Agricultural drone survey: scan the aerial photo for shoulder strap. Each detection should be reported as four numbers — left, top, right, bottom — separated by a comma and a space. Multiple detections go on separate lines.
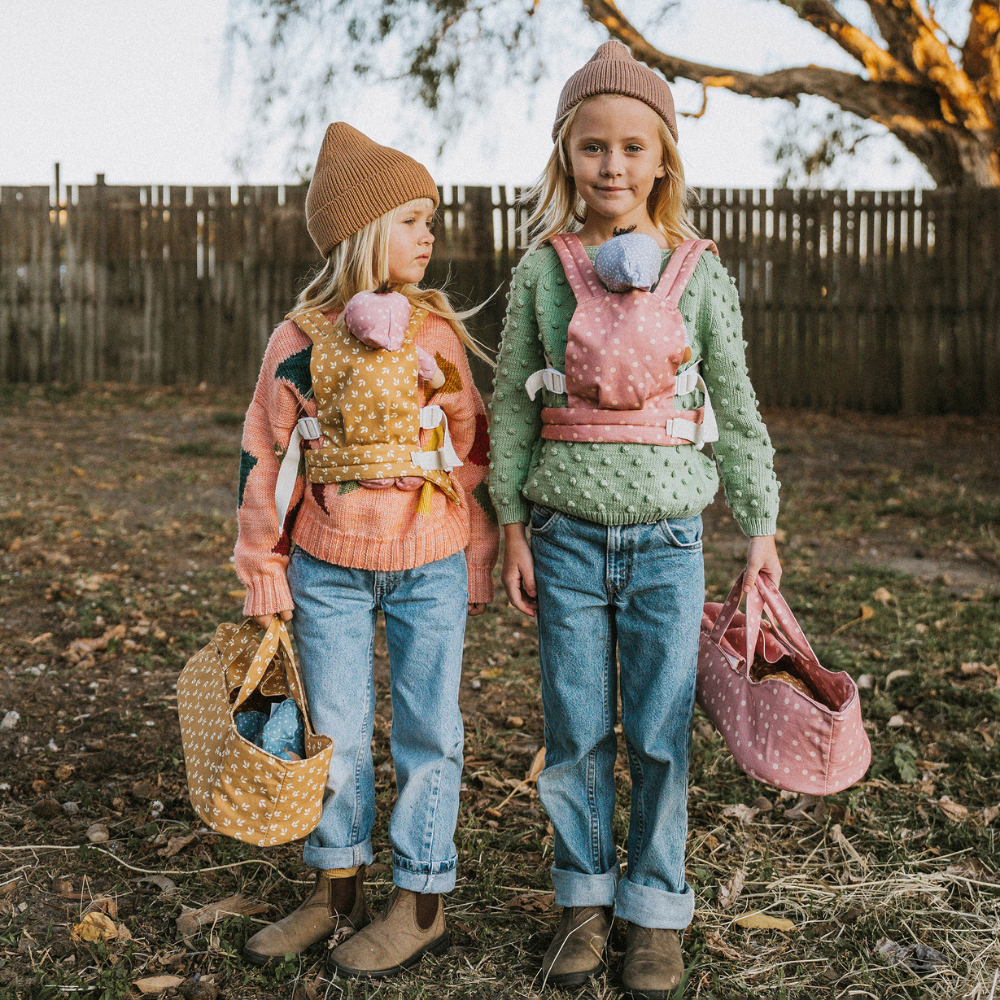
652, 239, 719, 307
285, 306, 337, 347
549, 234, 603, 302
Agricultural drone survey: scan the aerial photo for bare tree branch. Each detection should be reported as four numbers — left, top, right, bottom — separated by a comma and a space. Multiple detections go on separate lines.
964, 0, 1000, 114
771, 0, 921, 84
861, 0, 992, 127
577, 0, 939, 121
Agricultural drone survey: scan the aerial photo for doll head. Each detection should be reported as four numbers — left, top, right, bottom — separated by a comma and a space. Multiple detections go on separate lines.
593, 232, 663, 292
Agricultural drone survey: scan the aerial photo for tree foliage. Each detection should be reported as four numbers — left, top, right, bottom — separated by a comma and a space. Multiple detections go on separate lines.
231, 0, 1000, 186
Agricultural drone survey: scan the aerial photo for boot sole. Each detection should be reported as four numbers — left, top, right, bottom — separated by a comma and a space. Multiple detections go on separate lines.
327, 931, 450, 980
242, 946, 279, 967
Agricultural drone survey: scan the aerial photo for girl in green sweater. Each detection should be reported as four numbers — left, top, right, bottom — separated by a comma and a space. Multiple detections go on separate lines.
488, 42, 782, 999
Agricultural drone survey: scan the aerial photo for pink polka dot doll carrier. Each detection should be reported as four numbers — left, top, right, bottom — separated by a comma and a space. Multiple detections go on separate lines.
699, 573, 871, 794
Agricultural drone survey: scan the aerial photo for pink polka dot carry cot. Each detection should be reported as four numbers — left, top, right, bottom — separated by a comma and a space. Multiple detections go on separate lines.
698, 573, 871, 795
177, 616, 333, 846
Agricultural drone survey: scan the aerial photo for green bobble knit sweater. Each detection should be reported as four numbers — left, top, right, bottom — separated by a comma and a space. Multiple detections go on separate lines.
488, 243, 780, 535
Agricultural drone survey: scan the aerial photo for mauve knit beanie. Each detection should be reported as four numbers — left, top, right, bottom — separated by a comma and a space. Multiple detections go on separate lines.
553, 40, 678, 143
305, 123, 440, 256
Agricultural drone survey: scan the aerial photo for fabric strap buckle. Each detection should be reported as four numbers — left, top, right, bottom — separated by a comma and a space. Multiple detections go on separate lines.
412, 405, 463, 472
525, 368, 567, 400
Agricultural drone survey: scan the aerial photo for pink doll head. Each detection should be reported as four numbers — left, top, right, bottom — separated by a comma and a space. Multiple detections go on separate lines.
342, 282, 412, 351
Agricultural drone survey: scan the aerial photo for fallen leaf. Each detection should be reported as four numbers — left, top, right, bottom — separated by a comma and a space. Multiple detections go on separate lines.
159, 834, 198, 859
886, 714, 907, 729
876, 937, 947, 974
28, 632, 53, 645
872, 587, 893, 604
704, 929, 743, 960
717, 868, 745, 910
524, 746, 545, 783
54, 764, 75, 781
783, 794, 821, 820
505, 715, 524, 728
856, 673, 875, 689
832, 605, 875, 636
134, 976, 185, 995
982, 805, 999, 825
477, 667, 503, 680
936, 797, 968, 823
227, 589, 247, 600
138, 875, 178, 896
734, 911, 795, 931
65, 624, 126, 664
885, 669, 912, 687
176, 895, 267, 941
71, 911, 118, 943
720, 803, 759, 824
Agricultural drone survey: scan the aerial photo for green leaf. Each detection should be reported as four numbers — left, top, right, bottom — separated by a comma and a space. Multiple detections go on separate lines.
893, 742, 919, 783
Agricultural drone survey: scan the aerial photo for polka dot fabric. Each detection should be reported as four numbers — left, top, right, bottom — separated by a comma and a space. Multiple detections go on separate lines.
177, 617, 334, 846
287, 305, 458, 502
698, 572, 871, 795
542, 233, 717, 445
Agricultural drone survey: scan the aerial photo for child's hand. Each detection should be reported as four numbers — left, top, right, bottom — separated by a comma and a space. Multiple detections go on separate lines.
253, 609, 294, 629
501, 523, 538, 617
468, 602, 488, 617
743, 535, 782, 594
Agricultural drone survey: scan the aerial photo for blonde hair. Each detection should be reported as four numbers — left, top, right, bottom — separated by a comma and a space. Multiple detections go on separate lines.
523, 100, 701, 252
296, 200, 493, 366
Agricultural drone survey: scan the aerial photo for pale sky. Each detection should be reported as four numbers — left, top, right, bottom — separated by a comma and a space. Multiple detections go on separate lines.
0, 0, 935, 192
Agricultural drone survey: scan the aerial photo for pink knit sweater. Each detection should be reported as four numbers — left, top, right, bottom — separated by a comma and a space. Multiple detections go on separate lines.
234, 311, 499, 615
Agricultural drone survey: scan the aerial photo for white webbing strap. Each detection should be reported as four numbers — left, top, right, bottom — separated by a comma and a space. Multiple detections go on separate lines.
411, 405, 463, 472
274, 417, 323, 532
673, 365, 719, 449
525, 368, 566, 401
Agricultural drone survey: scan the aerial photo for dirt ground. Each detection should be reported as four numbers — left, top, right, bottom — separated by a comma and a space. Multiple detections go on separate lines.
0, 385, 998, 1000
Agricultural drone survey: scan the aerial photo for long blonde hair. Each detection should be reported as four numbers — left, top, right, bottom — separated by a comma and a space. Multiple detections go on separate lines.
296, 200, 493, 365
523, 100, 701, 252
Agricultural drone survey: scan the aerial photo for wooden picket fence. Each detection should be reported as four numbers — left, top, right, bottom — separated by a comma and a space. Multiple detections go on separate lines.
1, 179, 998, 413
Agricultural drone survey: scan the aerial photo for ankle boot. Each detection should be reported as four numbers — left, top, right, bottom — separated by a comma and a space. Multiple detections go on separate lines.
327, 887, 449, 979
621, 923, 685, 999
540, 905, 612, 987
243, 866, 369, 966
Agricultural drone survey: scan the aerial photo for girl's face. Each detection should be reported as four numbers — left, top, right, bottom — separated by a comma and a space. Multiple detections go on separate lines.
387, 198, 436, 284
567, 95, 666, 225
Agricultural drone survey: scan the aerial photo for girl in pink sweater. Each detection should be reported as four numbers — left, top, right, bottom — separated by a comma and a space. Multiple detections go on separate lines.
235, 123, 498, 978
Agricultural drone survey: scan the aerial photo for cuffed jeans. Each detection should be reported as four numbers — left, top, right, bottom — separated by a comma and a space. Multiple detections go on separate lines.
287, 546, 468, 894
530, 506, 703, 929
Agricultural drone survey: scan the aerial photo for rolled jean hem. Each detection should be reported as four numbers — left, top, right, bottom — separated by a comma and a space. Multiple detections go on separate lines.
614, 877, 695, 929
301, 839, 375, 871
551, 863, 620, 908
392, 858, 458, 894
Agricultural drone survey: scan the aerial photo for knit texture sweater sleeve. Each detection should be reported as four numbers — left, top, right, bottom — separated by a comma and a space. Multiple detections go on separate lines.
234, 320, 312, 616
488, 252, 546, 525
698, 254, 780, 536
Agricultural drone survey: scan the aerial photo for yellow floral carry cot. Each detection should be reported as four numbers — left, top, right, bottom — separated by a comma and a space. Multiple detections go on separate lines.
177, 616, 333, 846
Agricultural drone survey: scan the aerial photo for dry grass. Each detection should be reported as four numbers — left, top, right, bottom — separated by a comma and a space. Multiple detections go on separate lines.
0, 385, 998, 1000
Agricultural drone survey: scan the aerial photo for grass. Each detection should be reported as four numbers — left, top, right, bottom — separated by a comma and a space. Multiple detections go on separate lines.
0, 390, 998, 999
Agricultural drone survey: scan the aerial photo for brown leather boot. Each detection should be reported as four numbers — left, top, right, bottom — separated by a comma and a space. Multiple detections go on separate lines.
242, 867, 369, 966
621, 924, 684, 999
540, 905, 612, 987
327, 887, 449, 979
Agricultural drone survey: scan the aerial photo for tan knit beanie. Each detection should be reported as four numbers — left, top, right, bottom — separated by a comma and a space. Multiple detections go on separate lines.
553, 40, 678, 143
305, 123, 440, 256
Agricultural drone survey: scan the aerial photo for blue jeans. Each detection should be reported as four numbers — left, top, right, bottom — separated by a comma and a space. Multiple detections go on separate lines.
286, 546, 468, 893
530, 506, 703, 929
